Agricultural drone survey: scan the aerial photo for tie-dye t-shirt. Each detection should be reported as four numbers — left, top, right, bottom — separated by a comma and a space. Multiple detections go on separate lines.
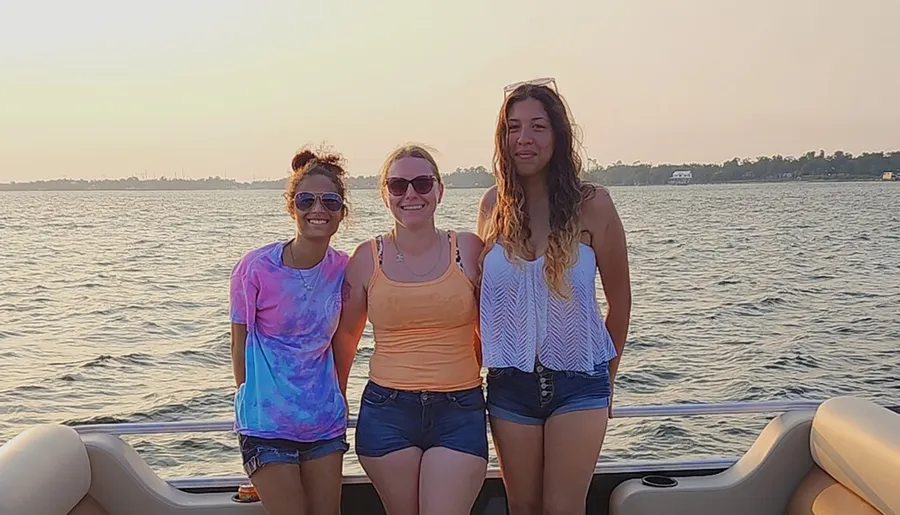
229, 241, 350, 442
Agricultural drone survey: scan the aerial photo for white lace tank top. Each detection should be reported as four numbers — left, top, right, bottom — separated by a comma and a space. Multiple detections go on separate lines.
478, 242, 618, 373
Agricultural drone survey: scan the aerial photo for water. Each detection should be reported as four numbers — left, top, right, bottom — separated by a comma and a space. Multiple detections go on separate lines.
1, 181, 898, 479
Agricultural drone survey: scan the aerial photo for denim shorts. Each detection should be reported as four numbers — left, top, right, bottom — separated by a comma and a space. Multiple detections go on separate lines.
354, 381, 489, 460
486, 360, 611, 425
238, 433, 349, 477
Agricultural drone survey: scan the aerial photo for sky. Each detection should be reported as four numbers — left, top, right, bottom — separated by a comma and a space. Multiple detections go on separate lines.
1, 0, 898, 182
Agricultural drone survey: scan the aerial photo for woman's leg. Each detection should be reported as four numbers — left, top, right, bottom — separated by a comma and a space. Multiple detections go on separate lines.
299, 437, 349, 515
239, 434, 307, 515
489, 417, 544, 515
355, 381, 423, 515
250, 464, 306, 515
240, 434, 348, 515
360, 448, 423, 515
540, 365, 613, 515
415, 386, 489, 515
542, 409, 609, 515
486, 370, 545, 515
418, 447, 487, 515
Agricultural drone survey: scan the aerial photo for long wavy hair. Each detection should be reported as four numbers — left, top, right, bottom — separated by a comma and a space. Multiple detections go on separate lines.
482, 83, 593, 299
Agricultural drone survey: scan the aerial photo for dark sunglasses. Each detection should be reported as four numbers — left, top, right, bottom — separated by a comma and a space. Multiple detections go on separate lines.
294, 191, 344, 212
386, 175, 437, 196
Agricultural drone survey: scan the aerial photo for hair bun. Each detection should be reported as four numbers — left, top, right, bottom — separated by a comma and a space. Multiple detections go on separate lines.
291, 150, 318, 171
318, 153, 347, 176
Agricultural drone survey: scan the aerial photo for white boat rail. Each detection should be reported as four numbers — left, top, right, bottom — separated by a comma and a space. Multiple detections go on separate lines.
66, 398, 897, 492
71, 399, 823, 435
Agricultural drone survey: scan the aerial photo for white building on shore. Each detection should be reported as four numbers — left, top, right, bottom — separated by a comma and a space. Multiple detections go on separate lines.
668, 170, 693, 185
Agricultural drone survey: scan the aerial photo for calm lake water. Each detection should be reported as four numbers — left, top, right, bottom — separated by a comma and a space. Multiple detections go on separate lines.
1, 181, 898, 479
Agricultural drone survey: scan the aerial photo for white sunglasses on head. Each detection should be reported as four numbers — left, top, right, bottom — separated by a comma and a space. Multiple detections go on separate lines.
502, 77, 558, 96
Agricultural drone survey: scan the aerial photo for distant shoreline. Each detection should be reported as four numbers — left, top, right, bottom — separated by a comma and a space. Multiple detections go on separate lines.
0, 176, 887, 192
3, 147, 897, 191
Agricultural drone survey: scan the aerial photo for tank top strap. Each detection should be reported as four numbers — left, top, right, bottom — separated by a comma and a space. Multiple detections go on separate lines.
447, 230, 464, 273
367, 236, 386, 290
447, 229, 457, 254
371, 231, 463, 288
372, 235, 385, 267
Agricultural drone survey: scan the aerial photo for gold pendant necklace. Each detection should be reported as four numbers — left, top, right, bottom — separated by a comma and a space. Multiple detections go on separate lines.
392, 229, 442, 277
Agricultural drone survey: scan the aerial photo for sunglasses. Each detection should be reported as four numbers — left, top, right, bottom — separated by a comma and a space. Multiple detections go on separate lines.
386, 175, 437, 196
502, 77, 558, 97
294, 191, 344, 212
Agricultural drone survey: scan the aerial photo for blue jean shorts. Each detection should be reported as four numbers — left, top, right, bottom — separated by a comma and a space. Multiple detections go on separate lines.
354, 381, 489, 461
486, 361, 611, 425
238, 433, 349, 477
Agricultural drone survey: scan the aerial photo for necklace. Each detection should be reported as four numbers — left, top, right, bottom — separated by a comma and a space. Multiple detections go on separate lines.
287, 240, 315, 291
392, 229, 442, 277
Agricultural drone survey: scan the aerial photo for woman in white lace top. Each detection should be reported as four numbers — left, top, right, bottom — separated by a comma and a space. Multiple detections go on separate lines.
476, 77, 632, 515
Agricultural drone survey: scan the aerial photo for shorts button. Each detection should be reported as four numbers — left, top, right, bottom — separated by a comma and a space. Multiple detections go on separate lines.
541, 391, 549, 396
536, 365, 545, 372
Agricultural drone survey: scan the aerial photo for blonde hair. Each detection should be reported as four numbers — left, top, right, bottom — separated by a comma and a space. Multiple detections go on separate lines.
378, 144, 442, 195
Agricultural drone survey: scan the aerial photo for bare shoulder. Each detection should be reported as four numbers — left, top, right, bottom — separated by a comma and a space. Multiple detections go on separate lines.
476, 186, 498, 238
479, 185, 498, 214
346, 239, 375, 284
581, 183, 620, 232
453, 230, 485, 284
455, 230, 485, 256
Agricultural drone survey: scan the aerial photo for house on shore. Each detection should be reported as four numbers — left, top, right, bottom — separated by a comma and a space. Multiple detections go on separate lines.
668, 170, 693, 185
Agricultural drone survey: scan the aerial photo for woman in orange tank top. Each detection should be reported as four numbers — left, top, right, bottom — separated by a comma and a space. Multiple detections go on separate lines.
332, 144, 487, 515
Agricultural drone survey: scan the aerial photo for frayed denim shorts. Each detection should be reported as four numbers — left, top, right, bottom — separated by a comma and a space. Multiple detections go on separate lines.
486, 361, 611, 425
238, 433, 349, 477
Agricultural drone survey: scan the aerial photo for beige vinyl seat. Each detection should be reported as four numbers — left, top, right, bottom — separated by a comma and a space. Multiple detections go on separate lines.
0, 424, 265, 515
610, 396, 900, 515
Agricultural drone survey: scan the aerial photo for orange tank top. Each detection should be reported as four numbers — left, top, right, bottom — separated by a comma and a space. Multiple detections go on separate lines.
366, 230, 482, 392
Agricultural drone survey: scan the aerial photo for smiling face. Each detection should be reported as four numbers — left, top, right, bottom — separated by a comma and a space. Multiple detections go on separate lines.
383, 156, 443, 228
290, 173, 344, 241
506, 96, 555, 178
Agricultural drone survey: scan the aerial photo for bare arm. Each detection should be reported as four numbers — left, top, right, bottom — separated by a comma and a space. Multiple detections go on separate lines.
332, 241, 373, 396
476, 185, 497, 240
230, 323, 247, 387
457, 230, 486, 368
228, 256, 256, 389
584, 186, 632, 387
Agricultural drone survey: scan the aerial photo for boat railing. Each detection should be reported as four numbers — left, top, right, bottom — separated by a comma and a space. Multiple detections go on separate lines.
70, 399, 823, 436
69, 399, 836, 491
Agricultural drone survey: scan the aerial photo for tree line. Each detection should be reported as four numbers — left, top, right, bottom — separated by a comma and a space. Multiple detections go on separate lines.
2, 150, 897, 191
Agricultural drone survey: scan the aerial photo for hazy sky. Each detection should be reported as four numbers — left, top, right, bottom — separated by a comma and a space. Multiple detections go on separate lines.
1, 0, 898, 182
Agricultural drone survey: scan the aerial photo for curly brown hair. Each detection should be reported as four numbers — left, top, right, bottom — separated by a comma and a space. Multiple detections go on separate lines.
483, 84, 594, 299
283, 148, 349, 218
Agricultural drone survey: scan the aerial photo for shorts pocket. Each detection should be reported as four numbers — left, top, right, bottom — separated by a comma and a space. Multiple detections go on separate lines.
361, 382, 395, 407
450, 388, 486, 410
563, 362, 610, 380
486, 367, 513, 379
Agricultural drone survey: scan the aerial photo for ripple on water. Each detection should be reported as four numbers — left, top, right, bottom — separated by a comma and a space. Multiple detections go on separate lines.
1, 183, 899, 478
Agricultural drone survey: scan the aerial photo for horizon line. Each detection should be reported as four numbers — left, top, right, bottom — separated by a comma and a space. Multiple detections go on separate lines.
3, 147, 899, 185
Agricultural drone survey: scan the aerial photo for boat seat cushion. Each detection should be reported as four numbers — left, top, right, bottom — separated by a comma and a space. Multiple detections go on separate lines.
70, 494, 109, 515
786, 396, 900, 515
785, 466, 880, 515
0, 424, 103, 515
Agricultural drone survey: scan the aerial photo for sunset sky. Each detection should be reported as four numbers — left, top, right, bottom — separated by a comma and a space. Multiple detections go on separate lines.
1, 0, 898, 182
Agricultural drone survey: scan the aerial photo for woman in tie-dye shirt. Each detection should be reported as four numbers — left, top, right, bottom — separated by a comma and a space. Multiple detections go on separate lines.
230, 148, 351, 515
